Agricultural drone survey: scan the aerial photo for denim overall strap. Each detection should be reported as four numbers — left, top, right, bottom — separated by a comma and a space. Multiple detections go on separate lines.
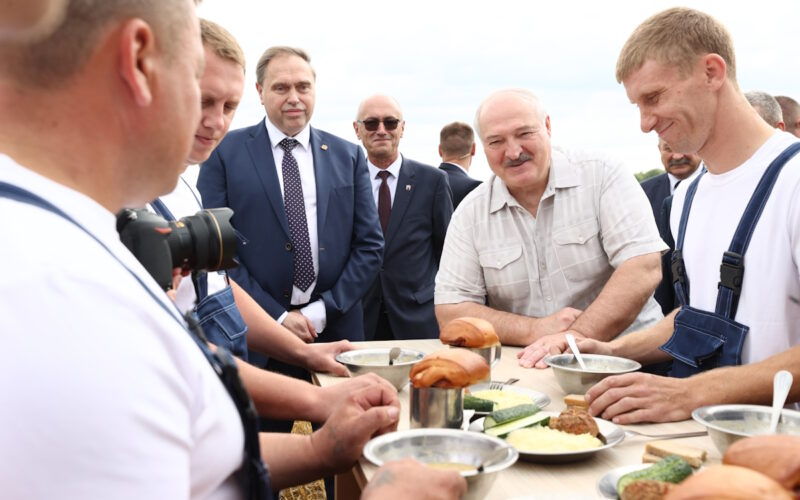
671, 169, 706, 306
150, 197, 210, 300
1, 182, 271, 500
714, 141, 800, 318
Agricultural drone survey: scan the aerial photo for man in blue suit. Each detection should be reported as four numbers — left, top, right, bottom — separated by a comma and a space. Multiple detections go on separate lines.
353, 95, 453, 340
438, 122, 482, 210
198, 46, 383, 356
640, 138, 701, 315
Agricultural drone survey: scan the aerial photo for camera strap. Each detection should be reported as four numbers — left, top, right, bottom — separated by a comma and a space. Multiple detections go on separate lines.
0, 182, 272, 500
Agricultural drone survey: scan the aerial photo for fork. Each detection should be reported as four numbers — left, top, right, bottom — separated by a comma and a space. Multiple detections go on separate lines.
622, 428, 707, 440
488, 377, 520, 390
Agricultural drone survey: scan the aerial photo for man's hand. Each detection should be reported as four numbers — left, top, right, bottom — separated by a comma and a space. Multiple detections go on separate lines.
311, 373, 397, 422
283, 310, 317, 343
310, 383, 401, 473
517, 330, 585, 369
534, 307, 582, 337
585, 372, 693, 424
303, 340, 353, 377
362, 459, 467, 500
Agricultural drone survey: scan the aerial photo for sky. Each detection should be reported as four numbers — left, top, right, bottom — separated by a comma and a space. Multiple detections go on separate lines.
197, 1, 800, 181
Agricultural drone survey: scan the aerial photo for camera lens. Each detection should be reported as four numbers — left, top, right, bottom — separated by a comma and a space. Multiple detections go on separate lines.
168, 207, 238, 272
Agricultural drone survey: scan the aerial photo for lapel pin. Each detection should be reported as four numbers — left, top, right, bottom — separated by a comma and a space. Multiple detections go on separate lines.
405, 185, 411, 191
321, 144, 328, 151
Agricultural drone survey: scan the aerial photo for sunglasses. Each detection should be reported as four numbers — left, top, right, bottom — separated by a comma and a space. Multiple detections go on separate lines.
359, 118, 401, 132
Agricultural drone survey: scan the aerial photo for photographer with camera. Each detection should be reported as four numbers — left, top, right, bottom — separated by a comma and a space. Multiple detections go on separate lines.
0, 3, 457, 499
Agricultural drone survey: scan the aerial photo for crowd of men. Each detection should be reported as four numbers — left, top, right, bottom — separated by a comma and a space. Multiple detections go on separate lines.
1, 1, 799, 498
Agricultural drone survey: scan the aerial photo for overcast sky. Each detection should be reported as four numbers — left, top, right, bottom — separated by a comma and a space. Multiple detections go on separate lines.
197, 1, 800, 181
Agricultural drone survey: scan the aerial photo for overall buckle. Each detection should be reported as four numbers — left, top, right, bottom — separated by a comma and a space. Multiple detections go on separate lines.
718, 251, 744, 295
671, 249, 686, 286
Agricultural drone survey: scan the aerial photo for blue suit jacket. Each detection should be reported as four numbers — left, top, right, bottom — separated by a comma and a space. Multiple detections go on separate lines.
363, 158, 453, 340
197, 119, 383, 343
438, 162, 481, 210
640, 173, 676, 315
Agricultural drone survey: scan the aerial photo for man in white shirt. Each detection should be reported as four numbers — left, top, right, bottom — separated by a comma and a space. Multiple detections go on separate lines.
0, 2, 429, 497
574, 7, 800, 424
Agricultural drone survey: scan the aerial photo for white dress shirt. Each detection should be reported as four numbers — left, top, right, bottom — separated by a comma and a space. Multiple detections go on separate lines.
264, 119, 326, 333
0, 155, 244, 499
368, 155, 403, 207
667, 164, 702, 194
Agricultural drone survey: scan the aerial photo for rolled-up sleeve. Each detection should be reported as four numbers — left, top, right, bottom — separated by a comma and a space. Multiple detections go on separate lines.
435, 203, 486, 305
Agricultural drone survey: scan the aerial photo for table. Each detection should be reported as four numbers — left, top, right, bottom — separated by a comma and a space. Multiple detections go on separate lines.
314, 339, 718, 499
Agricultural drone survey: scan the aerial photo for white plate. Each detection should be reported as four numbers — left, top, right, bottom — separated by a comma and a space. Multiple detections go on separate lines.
470, 411, 626, 463
596, 464, 649, 499
467, 383, 550, 416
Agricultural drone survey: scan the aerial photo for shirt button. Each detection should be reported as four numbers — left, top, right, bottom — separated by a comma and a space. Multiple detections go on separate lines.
540, 262, 546, 271
545, 296, 552, 301
285, 242, 292, 251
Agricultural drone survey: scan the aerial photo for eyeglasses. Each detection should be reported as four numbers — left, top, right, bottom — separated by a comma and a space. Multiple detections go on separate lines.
359, 118, 401, 132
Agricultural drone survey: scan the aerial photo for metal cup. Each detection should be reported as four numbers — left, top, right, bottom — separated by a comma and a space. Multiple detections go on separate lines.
410, 386, 464, 429
462, 345, 501, 369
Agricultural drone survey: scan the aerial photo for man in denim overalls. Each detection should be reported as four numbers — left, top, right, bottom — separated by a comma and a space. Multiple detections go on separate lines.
576, 7, 800, 424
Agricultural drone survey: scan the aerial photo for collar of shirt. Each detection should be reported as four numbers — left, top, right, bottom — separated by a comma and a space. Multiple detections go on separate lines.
264, 118, 311, 151
670, 164, 703, 193
488, 147, 579, 213
368, 154, 403, 206
444, 161, 470, 176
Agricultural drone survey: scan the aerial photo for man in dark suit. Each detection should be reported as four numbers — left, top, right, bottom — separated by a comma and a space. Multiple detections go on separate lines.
353, 95, 453, 340
640, 138, 701, 315
198, 46, 383, 356
438, 121, 481, 209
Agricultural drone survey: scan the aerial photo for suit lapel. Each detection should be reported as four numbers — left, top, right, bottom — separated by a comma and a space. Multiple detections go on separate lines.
384, 158, 414, 250
310, 128, 332, 231
246, 120, 291, 238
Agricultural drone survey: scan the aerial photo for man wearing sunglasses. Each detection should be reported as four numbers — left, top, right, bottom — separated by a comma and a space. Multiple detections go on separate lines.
354, 95, 453, 341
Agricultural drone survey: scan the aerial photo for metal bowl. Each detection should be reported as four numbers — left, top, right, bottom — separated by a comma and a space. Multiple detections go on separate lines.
692, 404, 800, 454
544, 354, 641, 394
363, 428, 519, 500
336, 348, 425, 390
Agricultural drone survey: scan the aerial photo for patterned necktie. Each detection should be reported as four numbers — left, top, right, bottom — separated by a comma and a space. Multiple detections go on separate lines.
279, 138, 314, 292
377, 170, 391, 233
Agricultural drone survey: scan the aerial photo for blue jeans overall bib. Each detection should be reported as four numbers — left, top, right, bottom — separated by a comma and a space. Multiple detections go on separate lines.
661, 143, 800, 377
0, 182, 272, 499
151, 198, 249, 361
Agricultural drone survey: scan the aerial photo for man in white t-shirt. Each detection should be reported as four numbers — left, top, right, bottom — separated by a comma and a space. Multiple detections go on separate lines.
0, 3, 465, 498
570, 7, 800, 424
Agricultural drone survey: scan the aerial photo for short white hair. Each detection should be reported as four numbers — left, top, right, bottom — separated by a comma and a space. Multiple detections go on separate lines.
473, 88, 547, 139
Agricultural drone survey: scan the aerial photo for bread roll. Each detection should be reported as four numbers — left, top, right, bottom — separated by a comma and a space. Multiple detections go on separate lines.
439, 317, 499, 348
722, 434, 800, 490
664, 465, 793, 500
410, 349, 490, 388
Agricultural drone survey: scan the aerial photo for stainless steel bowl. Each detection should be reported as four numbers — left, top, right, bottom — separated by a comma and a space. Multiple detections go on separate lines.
363, 428, 519, 500
544, 354, 641, 394
410, 386, 464, 429
335, 348, 425, 390
692, 404, 800, 454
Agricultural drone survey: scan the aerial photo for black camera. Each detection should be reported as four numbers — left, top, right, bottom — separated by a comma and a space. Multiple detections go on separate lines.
116, 207, 238, 291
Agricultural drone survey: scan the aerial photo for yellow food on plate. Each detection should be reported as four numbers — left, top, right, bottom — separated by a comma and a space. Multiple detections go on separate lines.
471, 389, 532, 410
506, 426, 602, 452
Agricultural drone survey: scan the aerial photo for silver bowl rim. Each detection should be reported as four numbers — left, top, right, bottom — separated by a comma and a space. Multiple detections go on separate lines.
543, 353, 641, 374
691, 403, 800, 438
362, 428, 519, 476
335, 348, 426, 367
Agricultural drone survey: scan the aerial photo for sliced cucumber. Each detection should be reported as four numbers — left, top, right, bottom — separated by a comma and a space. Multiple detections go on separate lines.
463, 395, 495, 412
484, 413, 551, 437
488, 404, 539, 426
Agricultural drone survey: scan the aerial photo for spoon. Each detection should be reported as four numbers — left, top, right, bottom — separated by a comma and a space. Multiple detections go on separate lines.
477, 446, 512, 473
565, 333, 587, 370
388, 347, 402, 366
770, 370, 793, 434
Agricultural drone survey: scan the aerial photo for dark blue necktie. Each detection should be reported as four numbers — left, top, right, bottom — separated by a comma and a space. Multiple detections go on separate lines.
279, 138, 315, 292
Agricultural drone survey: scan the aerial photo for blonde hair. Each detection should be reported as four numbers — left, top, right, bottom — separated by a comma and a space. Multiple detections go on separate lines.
200, 18, 245, 74
616, 7, 737, 85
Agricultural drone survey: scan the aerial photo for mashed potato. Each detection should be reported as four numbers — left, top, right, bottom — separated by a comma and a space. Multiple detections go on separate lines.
506, 426, 602, 452
471, 389, 532, 410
